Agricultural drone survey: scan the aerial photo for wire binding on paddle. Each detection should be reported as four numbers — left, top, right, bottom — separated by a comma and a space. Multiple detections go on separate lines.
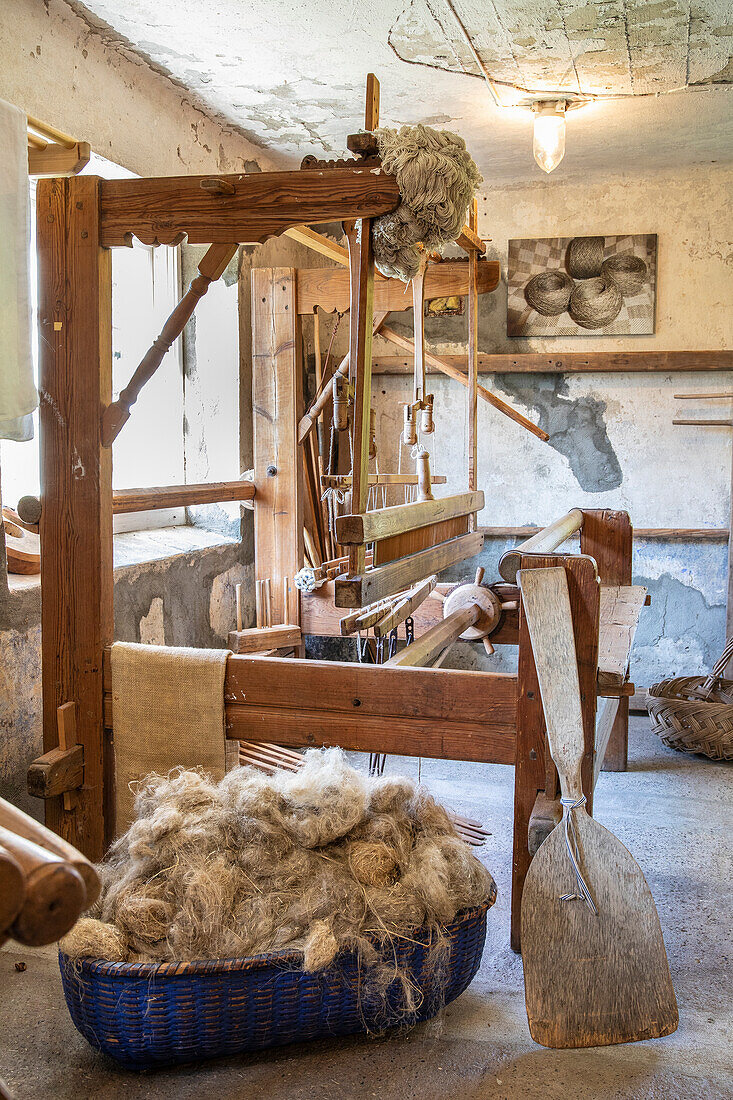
559, 796, 598, 915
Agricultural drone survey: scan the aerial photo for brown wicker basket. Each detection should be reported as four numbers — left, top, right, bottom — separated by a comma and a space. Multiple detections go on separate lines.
648, 639, 733, 761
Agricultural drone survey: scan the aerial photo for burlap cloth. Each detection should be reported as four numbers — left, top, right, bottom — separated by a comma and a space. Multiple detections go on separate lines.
110, 642, 230, 834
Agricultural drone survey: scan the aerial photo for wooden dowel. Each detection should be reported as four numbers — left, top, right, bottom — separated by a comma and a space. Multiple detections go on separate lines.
235, 583, 243, 632
0, 826, 86, 946
413, 257, 427, 404
498, 508, 585, 583
386, 605, 479, 668
17, 480, 256, 525
673, 419, 733, 427
674, 393, 733, 399
26, 114, 77, 149
0, 798, 101, 907
264, 578, 273, 628
101, 242, 238, 447
379, 325, 549, 443
0, 843, 25, 936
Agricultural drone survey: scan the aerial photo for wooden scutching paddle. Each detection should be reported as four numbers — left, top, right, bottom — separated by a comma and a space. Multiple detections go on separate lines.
518, 565, 678, 1049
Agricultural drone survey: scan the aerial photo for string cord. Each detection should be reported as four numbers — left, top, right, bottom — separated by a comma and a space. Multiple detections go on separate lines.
559, 795, 597, 915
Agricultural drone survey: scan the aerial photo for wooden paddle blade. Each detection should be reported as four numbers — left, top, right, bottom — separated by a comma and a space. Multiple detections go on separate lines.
522, 811, 678, 1048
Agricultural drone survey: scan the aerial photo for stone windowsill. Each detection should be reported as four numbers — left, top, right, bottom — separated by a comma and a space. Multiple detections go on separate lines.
7, 525, 238, 593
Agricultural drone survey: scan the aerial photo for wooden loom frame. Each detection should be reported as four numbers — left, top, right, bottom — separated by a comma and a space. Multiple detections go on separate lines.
32, 89, 641, 951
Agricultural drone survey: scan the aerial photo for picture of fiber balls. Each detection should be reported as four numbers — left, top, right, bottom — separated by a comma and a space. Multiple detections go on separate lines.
524, 270, 574, 316
507, 234, 656, 337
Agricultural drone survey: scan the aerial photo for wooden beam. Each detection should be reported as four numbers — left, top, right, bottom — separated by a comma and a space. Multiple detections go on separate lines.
593, 696, 621, 789
283, 225, 349, 265
228, 625, 302, 654
336, 491, 484, 544
99, 166, 400, 247
113, 480, 256, 513
480, 525, 728, 541
380, 326, 549, 443
251, 269, 302, 627
374, 516, 470, 567
335, 530, 484, 608
28, 141, 91, 178
344, 218, 376, 577
37, 176, 112, 860
581, 510, 634, 771
372, 350, 733, 374
296, 260, 500, 315
386, 606, 477, 667
467, 198, 479, 499
225, 656, 516, 762
102, 649, 517, 762
499, 509, 584, 583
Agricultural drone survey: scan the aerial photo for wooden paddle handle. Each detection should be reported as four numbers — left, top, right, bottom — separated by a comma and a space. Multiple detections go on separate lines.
518, 566, 584, 803
0, 842, 26, 935
0, 826, 87, 946
0, 798, 100, 907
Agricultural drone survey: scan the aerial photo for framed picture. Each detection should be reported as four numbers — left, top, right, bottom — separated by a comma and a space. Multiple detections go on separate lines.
507, 234, 657, 337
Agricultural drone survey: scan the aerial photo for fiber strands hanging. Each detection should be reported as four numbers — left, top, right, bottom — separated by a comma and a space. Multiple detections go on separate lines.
62, 749, 496, 1021
372, 124, 482, 281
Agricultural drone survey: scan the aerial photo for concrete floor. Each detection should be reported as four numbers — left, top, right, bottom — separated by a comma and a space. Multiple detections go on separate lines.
1, 715, 730, 1099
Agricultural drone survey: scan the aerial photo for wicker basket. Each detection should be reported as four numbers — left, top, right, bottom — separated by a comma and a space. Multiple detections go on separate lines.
59, 901, 491, 1070
647, 639, 733, 761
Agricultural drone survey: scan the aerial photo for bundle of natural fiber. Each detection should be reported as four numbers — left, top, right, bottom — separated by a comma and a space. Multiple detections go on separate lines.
372, 125, 482, 281
569, 276, 623, 329
601, 253, 647, 296
566, 235, 605, 279
61, 750, 496, 1020
524, 270, 574, 316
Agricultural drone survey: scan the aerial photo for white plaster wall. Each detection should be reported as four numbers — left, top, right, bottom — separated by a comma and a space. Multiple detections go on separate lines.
0, 0, 277, 177
372, 164, 733, 529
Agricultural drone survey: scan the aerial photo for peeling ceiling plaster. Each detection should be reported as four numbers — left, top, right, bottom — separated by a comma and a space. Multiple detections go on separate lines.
68, 0, 732, 180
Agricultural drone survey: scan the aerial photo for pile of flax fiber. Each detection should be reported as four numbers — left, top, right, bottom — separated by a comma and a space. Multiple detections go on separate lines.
62, 749, 496, 1020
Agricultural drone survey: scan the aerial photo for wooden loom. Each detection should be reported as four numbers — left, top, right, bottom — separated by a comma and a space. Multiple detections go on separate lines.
28, 75, 646, 950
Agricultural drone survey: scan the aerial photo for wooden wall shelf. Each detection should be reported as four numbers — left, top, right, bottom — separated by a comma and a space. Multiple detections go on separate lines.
372, 351, 733, 375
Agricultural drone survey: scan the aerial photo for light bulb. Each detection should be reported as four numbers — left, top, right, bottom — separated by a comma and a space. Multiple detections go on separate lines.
533, 102, 566, 174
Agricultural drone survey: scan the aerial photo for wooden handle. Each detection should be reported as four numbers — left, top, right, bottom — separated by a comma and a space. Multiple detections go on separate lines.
499, 508, 584, 583
0, 826, 87, 946
0, 843, 25, 935
0, 798, 100, 907
518, 566, 585, 803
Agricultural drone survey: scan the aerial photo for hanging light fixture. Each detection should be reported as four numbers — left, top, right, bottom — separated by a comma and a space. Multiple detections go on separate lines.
532, 100, 567, 174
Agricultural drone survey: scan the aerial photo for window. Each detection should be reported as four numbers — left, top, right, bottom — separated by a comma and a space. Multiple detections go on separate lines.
0, 153, 184, 532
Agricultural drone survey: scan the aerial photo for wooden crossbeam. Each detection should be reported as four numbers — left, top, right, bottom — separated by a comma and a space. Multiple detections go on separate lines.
336, 490, 484, 544
335, 530, 484, 608
98, 166, 400, 247
283, 225, 349, 265
296, 261, 500, 315
374, 516, 470, 566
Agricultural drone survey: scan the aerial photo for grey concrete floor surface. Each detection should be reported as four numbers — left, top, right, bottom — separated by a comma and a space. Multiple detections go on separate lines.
1, 716, 730, 1099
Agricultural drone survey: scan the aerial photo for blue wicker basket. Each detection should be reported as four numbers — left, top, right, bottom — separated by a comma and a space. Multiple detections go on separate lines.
59, 901, 490, 1070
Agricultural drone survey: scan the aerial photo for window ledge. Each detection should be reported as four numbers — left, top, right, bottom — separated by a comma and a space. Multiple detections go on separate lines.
6, 525, 238, 593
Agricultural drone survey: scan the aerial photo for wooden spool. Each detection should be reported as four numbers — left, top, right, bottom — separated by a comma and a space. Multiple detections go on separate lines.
2, 510, 41, 575
442, 568, 502, 640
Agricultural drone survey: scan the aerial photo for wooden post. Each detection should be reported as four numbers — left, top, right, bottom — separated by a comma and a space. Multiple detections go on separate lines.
511, 553, 599, 951
251, 268, 303, 626
36, 176, 113, 860
581, 509, 632, 771
467, 198, 479, 509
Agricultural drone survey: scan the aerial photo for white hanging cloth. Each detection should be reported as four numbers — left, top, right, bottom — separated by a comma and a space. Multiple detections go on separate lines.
0, 98, 37, 441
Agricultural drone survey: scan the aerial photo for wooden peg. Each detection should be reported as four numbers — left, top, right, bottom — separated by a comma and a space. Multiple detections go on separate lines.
475, 566, 485, 586
416, 450, 434, 502
369, 408, 377, 458
333, 374, 350, 431
403, 402, 417, 446
420, 394, 435, 434
235, 583, 243, 632
483, 637, 495, 656
56, 702, 78, 812
200, 178, 236, 196
365, 73, 380, 131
